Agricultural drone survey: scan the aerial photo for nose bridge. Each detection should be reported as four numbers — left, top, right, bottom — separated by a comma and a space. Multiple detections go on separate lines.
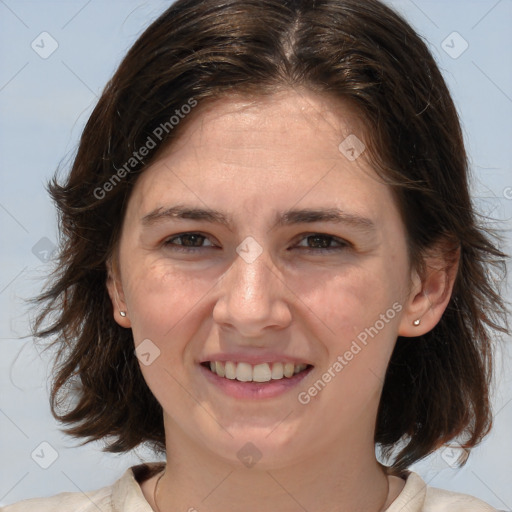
229, 246, 276, 308
213, 242, 292, 334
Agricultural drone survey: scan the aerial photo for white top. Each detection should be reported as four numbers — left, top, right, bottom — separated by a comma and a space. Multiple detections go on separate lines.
1, 463, 499, 511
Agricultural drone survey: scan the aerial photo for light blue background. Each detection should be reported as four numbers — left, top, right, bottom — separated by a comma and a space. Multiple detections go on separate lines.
1, 0, 511, 508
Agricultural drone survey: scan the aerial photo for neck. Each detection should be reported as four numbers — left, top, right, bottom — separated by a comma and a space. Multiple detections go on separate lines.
153, 427, 393, 512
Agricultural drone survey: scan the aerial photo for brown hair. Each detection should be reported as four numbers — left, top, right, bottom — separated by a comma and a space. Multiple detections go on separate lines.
34, 0, 509, 471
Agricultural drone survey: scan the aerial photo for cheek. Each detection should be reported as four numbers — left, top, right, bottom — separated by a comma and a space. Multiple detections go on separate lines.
123, 259, 216, 347
297, 256, 408, 388
298, 260, 404, 333
122, 262, 217, 406
294, 268, 405, 420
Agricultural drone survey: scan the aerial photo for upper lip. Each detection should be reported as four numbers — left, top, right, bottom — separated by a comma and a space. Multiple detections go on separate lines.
199, 352, 313, 366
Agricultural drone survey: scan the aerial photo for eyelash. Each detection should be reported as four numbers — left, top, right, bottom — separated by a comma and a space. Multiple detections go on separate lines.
162, 232, 351, 254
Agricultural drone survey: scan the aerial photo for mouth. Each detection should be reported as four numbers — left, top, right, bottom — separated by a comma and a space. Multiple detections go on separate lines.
201, 361, 312, 383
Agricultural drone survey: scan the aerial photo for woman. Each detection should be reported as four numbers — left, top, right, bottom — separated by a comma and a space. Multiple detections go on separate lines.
4, 0, 508, 510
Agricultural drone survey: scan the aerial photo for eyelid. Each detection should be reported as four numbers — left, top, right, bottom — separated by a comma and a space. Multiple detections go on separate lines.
162, 231, 351, 253
293, 233, 352, 251
163, 232, 218, 250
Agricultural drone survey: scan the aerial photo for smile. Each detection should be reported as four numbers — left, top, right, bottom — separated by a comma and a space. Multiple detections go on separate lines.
203, 361, 311, 382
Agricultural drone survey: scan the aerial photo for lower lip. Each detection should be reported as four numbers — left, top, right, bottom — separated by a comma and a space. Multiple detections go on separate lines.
199, 364, 313, 399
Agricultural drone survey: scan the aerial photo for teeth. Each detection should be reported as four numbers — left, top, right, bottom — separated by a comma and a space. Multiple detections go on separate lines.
271, 362, 284, 379
215, 361, 225, 378
206, 361, 308, 382
253, 363, 272, 382
236, 362, 252, 382
225, 361, 236, 380
283, 363, 295, 378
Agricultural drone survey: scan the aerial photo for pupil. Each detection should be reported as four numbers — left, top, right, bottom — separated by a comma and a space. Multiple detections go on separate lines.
183, 234, 203, 247
309, 235, 329, 248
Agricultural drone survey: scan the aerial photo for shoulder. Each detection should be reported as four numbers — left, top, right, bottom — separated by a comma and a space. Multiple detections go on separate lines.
1, 485, 113, 512
388, 471, 499, 512
424, 484, 499, 512
1, 463, 163, 512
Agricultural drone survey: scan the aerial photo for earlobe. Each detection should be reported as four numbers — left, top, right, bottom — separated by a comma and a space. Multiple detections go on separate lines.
106, 260, 132, 328
398, 245, 460, 337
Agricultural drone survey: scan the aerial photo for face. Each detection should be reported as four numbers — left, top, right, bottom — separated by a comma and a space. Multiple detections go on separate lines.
109, 90, 417, 469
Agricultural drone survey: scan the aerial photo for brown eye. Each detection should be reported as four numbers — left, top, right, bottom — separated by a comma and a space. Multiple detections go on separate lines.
163, 232, 216, 251
307, 235, 332, 249
295, 234, 350, 252
175, 234, 206, 247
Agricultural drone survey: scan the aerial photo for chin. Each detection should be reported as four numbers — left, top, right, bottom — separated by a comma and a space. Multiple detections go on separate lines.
197, 422, 310, 470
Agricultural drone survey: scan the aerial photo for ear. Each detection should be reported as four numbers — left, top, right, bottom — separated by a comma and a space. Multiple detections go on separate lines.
398, 242, 460, 337
106, 258, 132, 328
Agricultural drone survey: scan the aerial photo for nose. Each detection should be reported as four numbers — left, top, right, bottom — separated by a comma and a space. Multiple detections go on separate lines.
212, 245, 293, 338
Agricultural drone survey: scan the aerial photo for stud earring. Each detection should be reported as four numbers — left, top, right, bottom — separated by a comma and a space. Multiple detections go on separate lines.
112, 279, 127, 318
413, 319, 421, 326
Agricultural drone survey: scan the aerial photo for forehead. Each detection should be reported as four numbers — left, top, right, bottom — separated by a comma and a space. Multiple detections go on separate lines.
163, 89, 367, 161
127, 89, 396, 225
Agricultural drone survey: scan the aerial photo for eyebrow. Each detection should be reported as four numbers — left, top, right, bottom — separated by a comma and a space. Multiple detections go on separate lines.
141, 205, 376, 232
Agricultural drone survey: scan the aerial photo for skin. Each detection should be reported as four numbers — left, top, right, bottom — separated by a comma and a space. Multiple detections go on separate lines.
107, 89, 456, 512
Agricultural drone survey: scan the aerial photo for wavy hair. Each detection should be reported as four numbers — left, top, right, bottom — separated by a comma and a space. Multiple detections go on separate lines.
34, 0, 509, 471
